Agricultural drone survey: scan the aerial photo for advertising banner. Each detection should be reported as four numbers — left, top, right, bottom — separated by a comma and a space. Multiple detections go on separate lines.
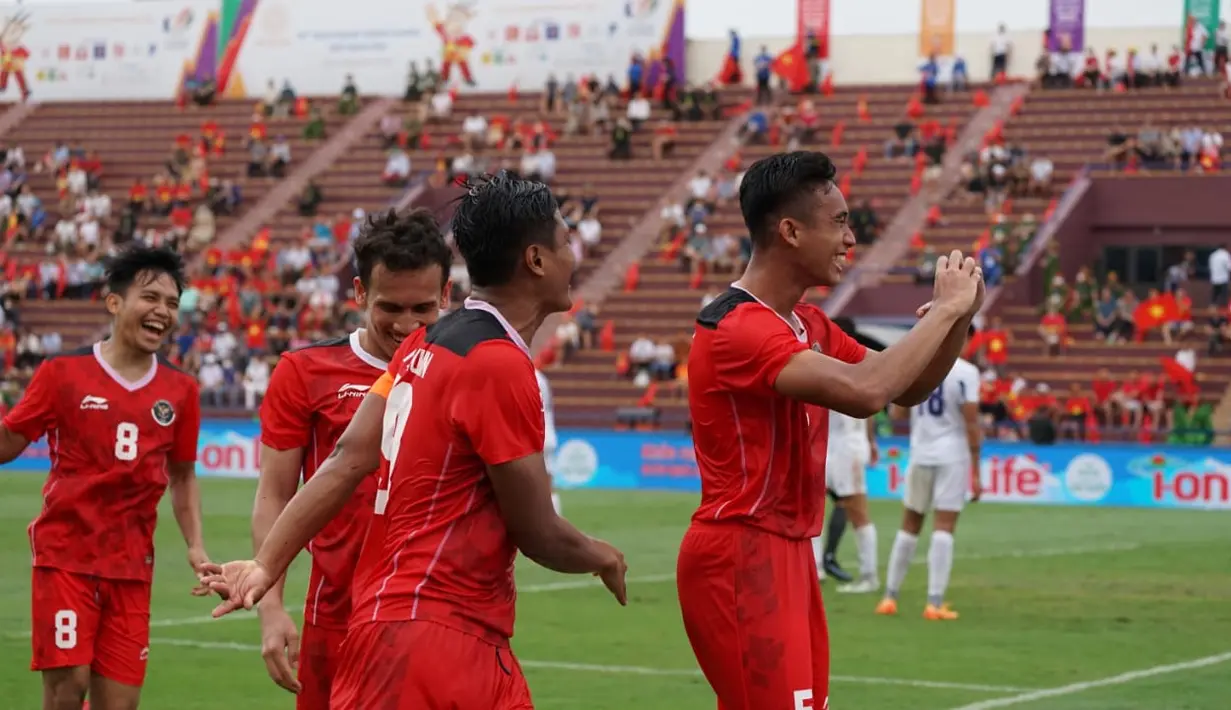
0, 1, 216, 102
1047, 0, 1086, 52
6, 425, 1230, 511
231, 0, 686, 97
547, 430, 1231, 511
918, 0, 954, 57
1183, 0, 1222, 51
796, 0, 830, 60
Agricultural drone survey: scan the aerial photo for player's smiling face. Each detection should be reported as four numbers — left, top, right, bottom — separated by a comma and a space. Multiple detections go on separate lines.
356, 262, 449, 362
796, 183, 855, 287
107, 270, 180, 355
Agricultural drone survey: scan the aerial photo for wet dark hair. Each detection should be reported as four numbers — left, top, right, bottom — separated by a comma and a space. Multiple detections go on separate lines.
738, 151, 838, 249
451, 171, 559, 288
353, 208, 452, 288
104, 244, 186, 296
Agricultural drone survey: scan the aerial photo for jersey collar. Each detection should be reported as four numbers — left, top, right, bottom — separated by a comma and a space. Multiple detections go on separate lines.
93, 341, 157, 392
349, 329, 389, 370
730, 282, 808, 343
463, 298, 531, 357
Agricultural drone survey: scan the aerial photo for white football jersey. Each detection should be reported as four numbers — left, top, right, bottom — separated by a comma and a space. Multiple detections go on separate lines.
827, 410, 871, 461
535, 369, 558, 453
908, 358, 980, 465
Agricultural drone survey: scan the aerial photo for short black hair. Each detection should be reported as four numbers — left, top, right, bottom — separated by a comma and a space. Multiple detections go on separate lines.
739, 151, 838, 249
353, 208, 452, 288
104, 244, 186, 296
452, 171, 559, 288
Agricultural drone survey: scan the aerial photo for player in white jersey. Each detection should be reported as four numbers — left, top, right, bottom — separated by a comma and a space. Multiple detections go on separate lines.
877, 329, 982, 620
824, 410, 880, 593
537, 368, 563, 515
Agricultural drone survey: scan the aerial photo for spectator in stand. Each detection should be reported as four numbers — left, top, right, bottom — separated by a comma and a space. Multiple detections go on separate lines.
1163, 288, 1195, 344
1164, 251, 1196, 293
753, 45, 773, 105
1027, 155, 1054, 194
885, 116, 918, 159
1204, 304, 1230, 353
1216, 21, 1229, 75
339, 73, 359, 114
849, 199, 880, 246
542, 74, 560, 114
552, 314, 580, 366
382, 147, 411, 185
242, 353, 271, 409
246, 137, 268, 178
268, 135, 292, 178
990, 24, 1012, 80
297, 179, 323, 216
403, 62, 422, 103
199, 353, 226, 407
304, 106, 326, 142
538, 145, 557, 183
628, 333, 655, 379
1039, 303, 1068, 356
191, 73, 217, 106
1093, 287, 1121, 341
609, 117, 633, 160
574, 304, 600, 348
627, 54, 646, 97
461, 111, 488, 150
1105, 124, 1133, 168
1059, 383, 1090, 441
1186, 15, 1210, 75
428, 90, 453, 121
651, 119, 678, 161
919, 52, 940, 103
627, 93, 651, 131
1209, 243, 1230, 305
576, 210, 602, 257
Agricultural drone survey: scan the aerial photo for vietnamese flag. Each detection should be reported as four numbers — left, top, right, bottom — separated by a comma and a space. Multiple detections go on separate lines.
718, 53, 742, 85
1160, 356, 1198, 397
983, 329, 1009, 365
771, 43, 809, 93
1064, 394, 1091, 417
1133, 293, 1179, 334
246, 320, 267, 351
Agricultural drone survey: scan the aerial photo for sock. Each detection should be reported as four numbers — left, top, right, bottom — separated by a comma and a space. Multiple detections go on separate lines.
927, 530, 955, 607
811, 536, 824, 571
551, 492, 562, 516
884, 531, 918, 600
824, 505, 848, 559
853, 524, 879, 585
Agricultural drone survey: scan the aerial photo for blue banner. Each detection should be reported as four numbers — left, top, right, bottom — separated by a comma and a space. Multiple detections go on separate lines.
5, 422, 1230, 510
550, 430, 1231, 511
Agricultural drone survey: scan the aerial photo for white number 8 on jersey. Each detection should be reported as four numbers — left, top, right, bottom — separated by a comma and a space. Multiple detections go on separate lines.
114, 422, 139, 461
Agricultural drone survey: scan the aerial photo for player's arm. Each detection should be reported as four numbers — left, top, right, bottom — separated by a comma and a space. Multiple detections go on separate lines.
168, 382, 208, 585
0, 360, 55, 464
865, 415, 879, 463
884, 316, 975, 407
252, 389, 388, 582
774, 306, 969, 418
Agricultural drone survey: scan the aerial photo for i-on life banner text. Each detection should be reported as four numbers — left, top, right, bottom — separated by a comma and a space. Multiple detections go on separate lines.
4, 424, 1230, 510
544, 430, 1231, 511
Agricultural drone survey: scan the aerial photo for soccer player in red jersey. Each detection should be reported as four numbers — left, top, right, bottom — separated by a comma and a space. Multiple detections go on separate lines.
0, 245, 209, 710
203, 172, 628, 710
250, 209, 453, 706
677, 151, 984, 710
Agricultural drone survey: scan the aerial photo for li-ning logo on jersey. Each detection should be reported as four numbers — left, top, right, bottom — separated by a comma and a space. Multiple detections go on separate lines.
79, 395, 109, 410
337, 383, 371, 399
151, 400, 176, 427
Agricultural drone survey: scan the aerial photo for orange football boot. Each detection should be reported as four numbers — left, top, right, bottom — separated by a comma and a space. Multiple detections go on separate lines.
923, 603, 959, 620
874, 597, 898, 616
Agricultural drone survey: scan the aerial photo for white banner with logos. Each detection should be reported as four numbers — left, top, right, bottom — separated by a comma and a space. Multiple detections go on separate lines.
0, 1, 213, 102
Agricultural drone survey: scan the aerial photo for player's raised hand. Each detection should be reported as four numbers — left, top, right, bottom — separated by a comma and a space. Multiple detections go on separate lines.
929, 249, 982, 318
187, 546, 213, 597
258, 604, 302, 694
591, 539, 628, 606
200, 560, 274, 617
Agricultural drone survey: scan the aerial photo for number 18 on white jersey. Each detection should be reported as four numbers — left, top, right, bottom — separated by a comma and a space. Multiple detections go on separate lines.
908, 358, 981, 465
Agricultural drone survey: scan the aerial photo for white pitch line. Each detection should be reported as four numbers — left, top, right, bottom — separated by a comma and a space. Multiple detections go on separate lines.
145, 636, 1031, 694
946, 651, 1231, 710
4, 543, 1139, 638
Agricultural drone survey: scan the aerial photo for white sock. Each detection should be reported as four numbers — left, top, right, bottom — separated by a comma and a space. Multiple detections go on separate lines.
811, 536, 824, 571
853, 524, 878, 585
927, 530, 955, 607
884, 531, 918, 599
551, 492, 562, 516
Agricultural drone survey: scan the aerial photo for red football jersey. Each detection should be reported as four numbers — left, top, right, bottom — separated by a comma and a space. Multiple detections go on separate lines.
259, 330, 388, 629
2, 343, 201, 582
350, 301, 544, 647
688, 287, 866, 539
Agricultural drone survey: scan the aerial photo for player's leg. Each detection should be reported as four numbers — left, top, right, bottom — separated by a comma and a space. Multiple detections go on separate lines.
877, 464, 932, 615
807, 559, 832, 710
678, 524, 814, 710
331, 620, 533, 709
830, 456, 877, 594
296, 623, 347, 710
87, 579, 150, 710
922, 461, 968, 621
811, 489, 851, 582
31, 568, 100, 710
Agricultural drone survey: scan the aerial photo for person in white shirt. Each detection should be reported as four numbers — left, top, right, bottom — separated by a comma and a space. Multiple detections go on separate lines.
878, 339, 982, 621
212, 323, 239, 361
819, 410, 879, 594
198, 353, 227, 407
243, 355, 271, 410
54, 218, 77, 246
688, 171, 713, 202
1138, 44, 1163, 86
626, 95, 651, 130
535, 368, 563, 515
66, 165, 88, 199
382, 149, 411, 184
989, 23, 1011, 80
628, 334, 656, 375
77, 215, 100, 248
577, 214, 602, 254
537, 148, 557, 182
1187, 17, 1210, 75
430, 90, 453, 119
84, 190, 111, 221
461, 113, 488, 150
1208, 245, 1230, 305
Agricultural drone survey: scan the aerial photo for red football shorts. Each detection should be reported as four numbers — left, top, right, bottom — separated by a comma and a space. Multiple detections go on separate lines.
676, 522, 831, 710
296, 622, 347, 710
30, 567, 151, 687
330, 620, 534, 709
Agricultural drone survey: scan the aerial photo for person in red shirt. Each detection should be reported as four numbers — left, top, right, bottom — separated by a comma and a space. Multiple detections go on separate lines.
203, 173, 627, 709
1038, 304, 1067, 356
678, 151, 983, 710
250, 209, 454, 708
0, 245, 210, 708
1060, 383, 1091, 440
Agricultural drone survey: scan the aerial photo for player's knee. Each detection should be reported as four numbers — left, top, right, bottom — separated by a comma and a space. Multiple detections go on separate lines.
43, 673, 88, 710
900, 509, 925, 535
933, 511, 959, 533
844, 496, 870, 527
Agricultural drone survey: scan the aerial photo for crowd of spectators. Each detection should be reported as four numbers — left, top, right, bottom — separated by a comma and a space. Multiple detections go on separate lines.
1104, 119, 1224, 172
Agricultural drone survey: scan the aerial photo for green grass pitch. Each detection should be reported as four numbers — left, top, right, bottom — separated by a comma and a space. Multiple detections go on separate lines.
0, 474, 1228, 708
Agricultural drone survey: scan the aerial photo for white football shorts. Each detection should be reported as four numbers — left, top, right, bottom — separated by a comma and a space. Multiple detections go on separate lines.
904, 460, 971, 513
826, 450, 868, 498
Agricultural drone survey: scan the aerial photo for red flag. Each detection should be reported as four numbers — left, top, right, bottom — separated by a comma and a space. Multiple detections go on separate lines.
1133, 293, 1179, 333
771, 43, 809, 92
1160, 357, 1198, 397
718, 54, 742, 85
